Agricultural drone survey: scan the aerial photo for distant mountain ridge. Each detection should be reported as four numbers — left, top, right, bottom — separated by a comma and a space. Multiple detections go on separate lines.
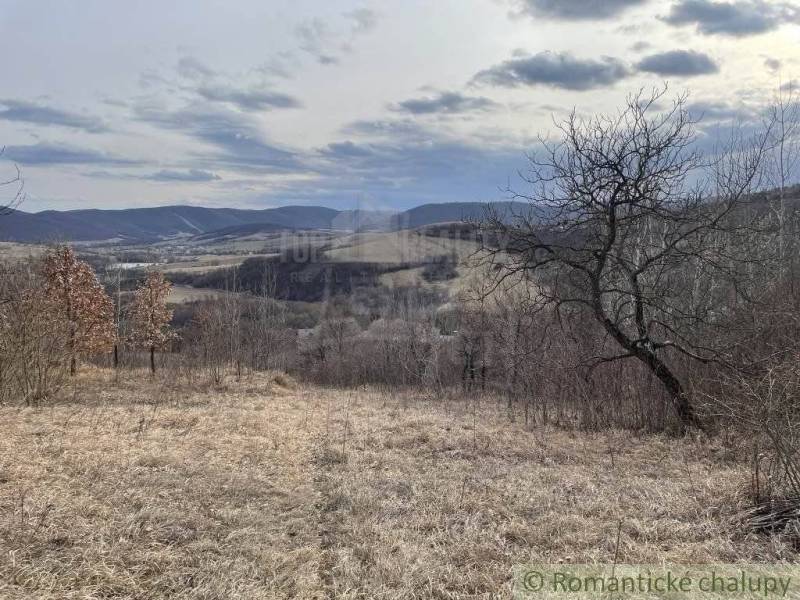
0, 201, 525, 243
389, 201, 527, 230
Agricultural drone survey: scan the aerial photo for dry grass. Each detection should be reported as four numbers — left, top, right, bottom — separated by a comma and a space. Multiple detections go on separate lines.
0, 242, 45, 262
162, 253, 276, 275
325, 231, 479, 264
167, 285, 239, 304
0, 369, 794, 599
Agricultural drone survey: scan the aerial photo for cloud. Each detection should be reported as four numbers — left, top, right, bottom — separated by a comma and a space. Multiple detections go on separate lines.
342, 118, 436, 142
173, 55, 303, 110
257, 52, 300, 80
146, 169, 221, 182
295, 10, 379, 66
392, 91, 499, 115
662, 0, 799, 36
0, 99, 108, 133
296, 18, 341, 65
177, 56, 216, 80
134, 102, 305, 173
764, 57, 782, 73
196, 84, 303, 111
309, 119, 528, 205
686, 100, 757, 122
323, 141, 374, 157
3, 142, 137, 166
344, 8, 379, 34
636, 50, 719, 76
473, 51, 631, 91
513, 0, 648, 20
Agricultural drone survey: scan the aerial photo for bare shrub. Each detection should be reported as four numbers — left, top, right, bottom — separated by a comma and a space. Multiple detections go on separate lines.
0, 264, 69, 405
708, 359, 800, 503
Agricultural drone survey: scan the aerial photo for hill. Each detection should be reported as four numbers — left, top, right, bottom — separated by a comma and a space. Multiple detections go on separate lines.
189, 222, 291, 242
0, 205, 344, 242
0, 201, 537, 243
389, 201, 528, 230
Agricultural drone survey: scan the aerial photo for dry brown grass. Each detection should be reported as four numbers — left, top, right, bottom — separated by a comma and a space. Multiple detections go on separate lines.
325, 231, 479, 264
0, 369, 794, 599
167, 285, 239, 304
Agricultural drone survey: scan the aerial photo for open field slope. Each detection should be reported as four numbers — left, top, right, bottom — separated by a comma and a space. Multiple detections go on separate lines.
325, 230, 480, 264
0, 369, 791, 599
0, 242, 45, 261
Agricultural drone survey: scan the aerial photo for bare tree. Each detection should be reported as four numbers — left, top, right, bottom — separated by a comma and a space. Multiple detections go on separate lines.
245, 262, 289, 371
766, 79, 800, 280
0, 147, 24, 215
480, 88, 772, 431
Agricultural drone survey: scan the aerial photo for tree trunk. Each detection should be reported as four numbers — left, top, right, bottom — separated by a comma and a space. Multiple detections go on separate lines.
70, 355, 76, 376
597, 308, 703, 432
113, 344, 119, 369
150, 346, 155, 375
638, 350, 703, 433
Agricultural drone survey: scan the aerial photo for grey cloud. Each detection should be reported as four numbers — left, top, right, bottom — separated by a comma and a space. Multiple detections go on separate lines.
295, 10, 378, 66
174, 55, 303, 110
0, 99, 108, 133
4, 142, 137, 166
764, 57, 782, 73
686, 100, 756, 122
134, 102, 304, 173
296, 18, 340, 65
196, 84, 303, 111
139, 69, 172, 90
345, 8, 379, 34
177, 56, 216, 80
514, 0, 647, 20
257, 52, 300, 80
685, 100, 768, 156
636, 50, 719, 76
146, 169, 221, 182
662, 0, 799, 36
473, 51, 631, 91
392, 91, 499, 115
323, 141, 374, 157
342, 118, 434, 143
309, 121, 528, 206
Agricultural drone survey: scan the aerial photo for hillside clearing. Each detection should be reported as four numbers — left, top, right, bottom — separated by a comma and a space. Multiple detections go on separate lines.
167, 284, 239, 304
324, 231, 480, 264
0, 369, 789, 599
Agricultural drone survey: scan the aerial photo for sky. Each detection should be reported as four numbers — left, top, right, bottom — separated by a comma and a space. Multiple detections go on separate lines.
0, 0, 797, 213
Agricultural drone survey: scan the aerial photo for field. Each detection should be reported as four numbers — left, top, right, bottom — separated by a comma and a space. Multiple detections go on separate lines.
0, 369, 788, 599
324, 231, 479, 264
161, 254, 277, 275
167, 284, 238, 304
0, 242, 45, 262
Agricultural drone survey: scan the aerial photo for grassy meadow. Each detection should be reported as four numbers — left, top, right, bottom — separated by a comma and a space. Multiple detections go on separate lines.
0, 368, 789, 599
